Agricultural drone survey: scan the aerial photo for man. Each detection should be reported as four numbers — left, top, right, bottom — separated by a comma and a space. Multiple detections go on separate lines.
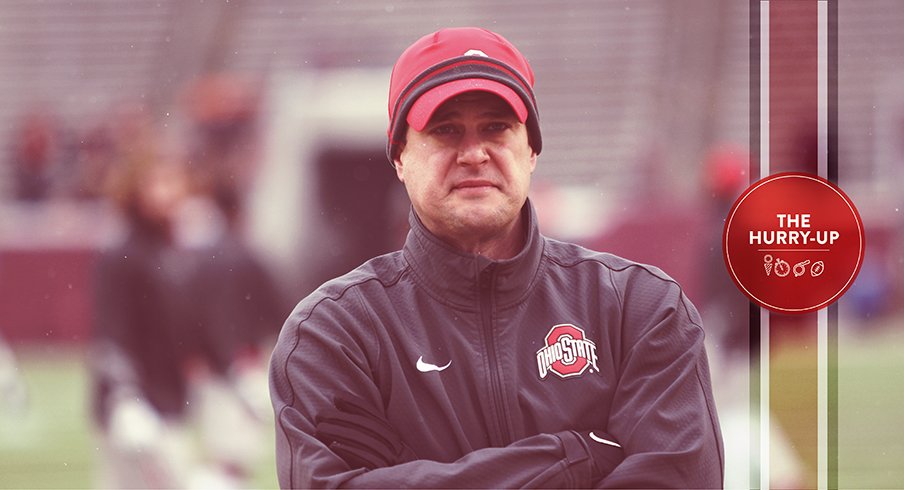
270, 27, 724, 488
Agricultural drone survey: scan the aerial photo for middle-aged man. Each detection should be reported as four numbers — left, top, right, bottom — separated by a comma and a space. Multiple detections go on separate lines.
270, 27, 724, 488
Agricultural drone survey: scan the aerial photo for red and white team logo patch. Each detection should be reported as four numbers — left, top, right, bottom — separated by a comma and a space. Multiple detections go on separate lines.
536, 324, 599, 379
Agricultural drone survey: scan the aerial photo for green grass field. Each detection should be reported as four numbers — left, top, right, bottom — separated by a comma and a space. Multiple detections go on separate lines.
0, 346, 278, 489
837, 324, 904, 488
0, 347, 97, 488
1, 320, 903, 489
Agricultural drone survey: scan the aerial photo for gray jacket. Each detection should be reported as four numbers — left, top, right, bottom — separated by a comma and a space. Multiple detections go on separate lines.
270, 201, 724, 488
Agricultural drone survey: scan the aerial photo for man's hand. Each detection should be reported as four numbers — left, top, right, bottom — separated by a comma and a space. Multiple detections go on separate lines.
314, 394, 416, 470
577, 430, 624, 480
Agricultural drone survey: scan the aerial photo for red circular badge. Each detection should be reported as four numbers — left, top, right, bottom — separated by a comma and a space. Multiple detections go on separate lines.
723, 172, 865, 313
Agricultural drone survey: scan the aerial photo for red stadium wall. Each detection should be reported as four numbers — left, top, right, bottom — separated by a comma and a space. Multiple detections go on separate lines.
0, 248, 97, 343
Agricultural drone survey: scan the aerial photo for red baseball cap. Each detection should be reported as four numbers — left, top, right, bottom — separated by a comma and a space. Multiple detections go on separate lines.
387, 27, 541, 161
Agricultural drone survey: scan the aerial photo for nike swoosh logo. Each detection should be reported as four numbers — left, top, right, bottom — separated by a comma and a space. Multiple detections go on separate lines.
589, 432, 622, 448
416, 356, 451, 373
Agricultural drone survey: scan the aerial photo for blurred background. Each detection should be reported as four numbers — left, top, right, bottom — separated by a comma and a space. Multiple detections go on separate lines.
0, 1, 901, 488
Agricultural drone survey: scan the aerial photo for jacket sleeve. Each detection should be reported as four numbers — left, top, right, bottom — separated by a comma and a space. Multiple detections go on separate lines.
269, 293, 602, 489
599, 275, 724, 489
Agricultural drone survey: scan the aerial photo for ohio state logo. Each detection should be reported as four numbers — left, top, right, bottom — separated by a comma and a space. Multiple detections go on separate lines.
536, 324, 599, 379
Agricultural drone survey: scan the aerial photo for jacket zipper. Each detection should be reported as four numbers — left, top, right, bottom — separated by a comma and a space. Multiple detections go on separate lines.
478, 266, 512, 446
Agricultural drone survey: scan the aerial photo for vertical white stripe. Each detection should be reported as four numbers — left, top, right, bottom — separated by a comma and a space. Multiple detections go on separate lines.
817, 4, 829, 489
760, 308, 770, 488
818, 309, 828, 489
759, 3, 771, 488
760, 1, 770, 181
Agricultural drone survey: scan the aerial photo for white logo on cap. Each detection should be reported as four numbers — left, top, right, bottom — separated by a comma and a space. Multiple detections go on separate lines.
464, 49, 488, 57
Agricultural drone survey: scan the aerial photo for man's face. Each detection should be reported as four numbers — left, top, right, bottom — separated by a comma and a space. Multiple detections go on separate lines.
137, 160, 189, 224
394, 91, 537, 245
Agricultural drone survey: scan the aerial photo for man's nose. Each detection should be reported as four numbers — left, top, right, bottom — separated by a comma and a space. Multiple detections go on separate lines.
456, 131, 490, 166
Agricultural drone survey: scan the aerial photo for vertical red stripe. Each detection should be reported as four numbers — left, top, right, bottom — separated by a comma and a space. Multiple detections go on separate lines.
769, 1, 819, 488
771, 1, 819, 173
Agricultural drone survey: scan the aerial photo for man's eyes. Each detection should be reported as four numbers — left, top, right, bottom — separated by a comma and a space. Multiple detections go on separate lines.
428, 122, 511, 136
429, 124, 459, 135
483, 122, 510, 132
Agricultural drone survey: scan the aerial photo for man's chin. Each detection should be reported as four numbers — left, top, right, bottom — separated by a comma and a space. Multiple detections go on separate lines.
449, 205, 511, 232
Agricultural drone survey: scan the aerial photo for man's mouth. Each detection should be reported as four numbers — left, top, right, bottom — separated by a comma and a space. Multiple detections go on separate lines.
453, 179, 497, 190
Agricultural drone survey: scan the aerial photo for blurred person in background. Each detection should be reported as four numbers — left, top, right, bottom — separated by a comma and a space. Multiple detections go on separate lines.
178, 178, 288, 487
89, 93, 284, 487
89, 128, 200, 487
698, 145, 751, 490
69, 121, 119, 200
10, 109, 59, 202
172, 73, 285, 486
270, 27, 723, 488
699, 145, 749, 364
181, 73, 261, 205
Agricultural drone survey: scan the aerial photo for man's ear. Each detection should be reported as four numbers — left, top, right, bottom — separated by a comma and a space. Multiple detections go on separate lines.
393, 144, 406, 182
529, 152, 538, 173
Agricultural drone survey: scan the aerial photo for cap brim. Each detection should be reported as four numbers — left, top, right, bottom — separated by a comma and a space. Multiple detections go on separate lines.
406, 78, 529, 131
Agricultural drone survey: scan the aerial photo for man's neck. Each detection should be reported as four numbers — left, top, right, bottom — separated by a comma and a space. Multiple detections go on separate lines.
437, 215, 527, 260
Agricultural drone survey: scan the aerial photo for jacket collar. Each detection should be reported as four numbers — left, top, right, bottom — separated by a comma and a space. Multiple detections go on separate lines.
402, 199, 544, 309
